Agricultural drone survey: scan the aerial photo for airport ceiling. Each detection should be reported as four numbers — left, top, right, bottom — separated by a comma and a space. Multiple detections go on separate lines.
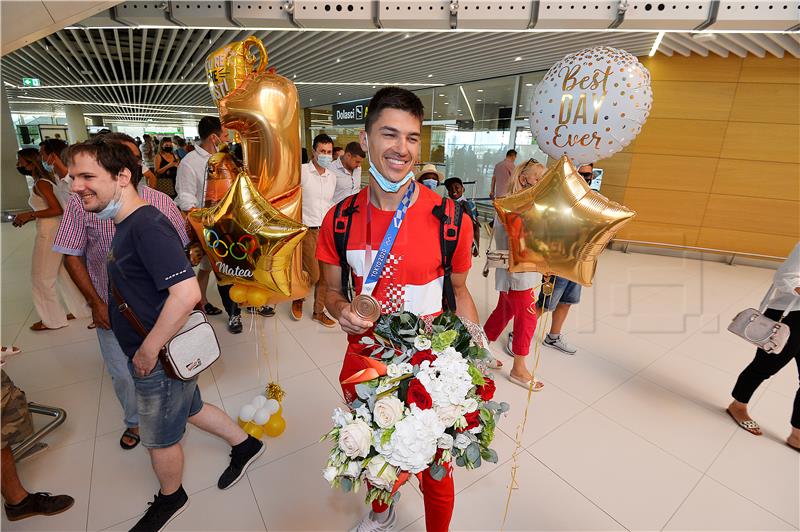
2, 1, 798, 125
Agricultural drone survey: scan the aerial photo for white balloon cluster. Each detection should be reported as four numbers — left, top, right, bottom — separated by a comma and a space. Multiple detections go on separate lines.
239, 395, 280, 425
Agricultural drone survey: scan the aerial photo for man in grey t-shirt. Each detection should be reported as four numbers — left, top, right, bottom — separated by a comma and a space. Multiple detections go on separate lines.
490, 149, 517, 199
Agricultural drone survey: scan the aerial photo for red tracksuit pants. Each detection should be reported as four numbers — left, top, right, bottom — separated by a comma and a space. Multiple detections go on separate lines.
483, 289, 538, 356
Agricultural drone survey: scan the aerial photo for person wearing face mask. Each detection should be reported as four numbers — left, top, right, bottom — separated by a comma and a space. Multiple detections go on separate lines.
317, 87, 479, 532
12, 149, 88, 331
414, 163, 444, 192
153, 137, 181, 198
292, 133, 338, 326
39, 138, 72, 205
174, 117, 237, 328
331, 141, 366, 204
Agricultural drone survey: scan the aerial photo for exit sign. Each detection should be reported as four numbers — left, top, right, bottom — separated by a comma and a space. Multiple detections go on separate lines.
22, 78, 40, 87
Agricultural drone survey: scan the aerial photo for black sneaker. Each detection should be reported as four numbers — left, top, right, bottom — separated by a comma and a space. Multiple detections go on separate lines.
4, 492, 75, 521
203, 303, 223, 316
227, 314, 242, 334
129, 487, 189, 532
245, 306, 275, 317
218, 435, 265, 490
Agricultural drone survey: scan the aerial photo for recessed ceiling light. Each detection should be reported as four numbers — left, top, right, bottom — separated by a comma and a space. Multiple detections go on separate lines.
457, 109, 462, 112
525, 83, 532, 87
336, 58, 341, 63
438, 93, 445, 96
404, 33, 410, 38
444, 102, 449, 105
293, 74, 297, 79
427, 74, 433, 78
309, 98, 313, 101
477, 89, 483, 93
476, 99, 482, 102
514, 56, 522, 61
338, 92, 342, 95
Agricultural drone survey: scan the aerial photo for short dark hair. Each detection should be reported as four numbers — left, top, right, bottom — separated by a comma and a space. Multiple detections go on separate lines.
364, 87, 424, 133
344, 141, 366, 158
444, 177, 463, 189
312, 133, 334, 151
62, 138, 142, 187
40, 138, 68, 156
506, 149, 517, 157
18, 148, 53, 182
332, 146, 343, 156
198, 116, 223, 140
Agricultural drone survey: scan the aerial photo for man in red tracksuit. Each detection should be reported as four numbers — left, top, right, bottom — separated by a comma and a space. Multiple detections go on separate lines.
317, 87, 479, 532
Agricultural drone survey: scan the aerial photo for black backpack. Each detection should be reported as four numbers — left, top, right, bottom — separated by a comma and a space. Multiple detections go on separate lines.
332, 193, 464, 312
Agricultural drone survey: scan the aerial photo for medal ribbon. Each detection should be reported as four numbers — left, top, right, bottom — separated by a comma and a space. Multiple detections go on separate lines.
362, 180, 416, 298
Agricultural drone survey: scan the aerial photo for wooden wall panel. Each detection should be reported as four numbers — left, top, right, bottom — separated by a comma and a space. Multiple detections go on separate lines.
640, 54, 742, 82
729, 83, 800, 125
649, 80, 737, 121
627, 154, 718, 193
711, 160, 800, 201
738, 56, 800, 84
622, 188, 708, 226
599, 184, 626, 204
633, 118, 728, 158
696, 228, 798, 258
598, 152, 632, 187
618, 221, 699, 247
720, 122, 800, 164
703, 196, 800, 236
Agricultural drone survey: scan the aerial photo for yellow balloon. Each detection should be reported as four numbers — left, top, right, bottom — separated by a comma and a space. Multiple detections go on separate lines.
237, 417, 247, 429
263, 412, 286, 438
494, 156, 636, 286
242, 421, 263, 440
247, 287, 269, 308
229, 284, 249, 303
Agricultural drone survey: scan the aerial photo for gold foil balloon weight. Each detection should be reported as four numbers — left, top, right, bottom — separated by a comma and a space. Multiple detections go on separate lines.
206, 35, 267, 104
542, 276, 555, 296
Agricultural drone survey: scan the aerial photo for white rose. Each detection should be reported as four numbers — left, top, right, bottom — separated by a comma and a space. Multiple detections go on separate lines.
436, 404, 464, 427
345, 460, 363, 477
373, 396, 404, 429
437, 433, 454, 450
364, 455, 399, 491
462, 397, 479, 413
323, 466, 338, 483
338, 419, 372, 458
414, 336, 432, 351
332, 408, 353, 428
454, 433, 471, 450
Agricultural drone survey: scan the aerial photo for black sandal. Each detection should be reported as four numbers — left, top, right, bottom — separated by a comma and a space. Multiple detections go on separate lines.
120, 428, 140, 450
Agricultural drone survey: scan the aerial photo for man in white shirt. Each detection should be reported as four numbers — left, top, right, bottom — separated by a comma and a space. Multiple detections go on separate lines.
174, 117, 241, 330
330, 141, 365, 204
293, 133, 337, 327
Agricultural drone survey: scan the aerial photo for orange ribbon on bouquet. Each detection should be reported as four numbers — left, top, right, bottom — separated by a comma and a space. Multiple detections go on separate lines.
340, 357, 388, 385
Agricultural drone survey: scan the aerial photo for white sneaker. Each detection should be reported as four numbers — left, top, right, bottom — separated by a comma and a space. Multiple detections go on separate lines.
504, 332, 515, 357
350, 507, 397, 532
544, 334, 577, 354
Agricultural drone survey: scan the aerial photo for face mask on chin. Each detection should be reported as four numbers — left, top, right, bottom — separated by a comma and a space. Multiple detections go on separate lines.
364, 134, 414, 193
95, 183, 124, 220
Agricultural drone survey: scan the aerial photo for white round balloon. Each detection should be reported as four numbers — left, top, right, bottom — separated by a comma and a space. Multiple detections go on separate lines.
530, 46, 652, 165
265, 399, 280, 416
251, 395, 268, 409
253, 407, 271, 425
239, 404, 256, 422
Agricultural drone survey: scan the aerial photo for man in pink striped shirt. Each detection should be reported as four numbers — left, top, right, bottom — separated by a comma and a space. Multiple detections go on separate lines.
53, 133, 188, 450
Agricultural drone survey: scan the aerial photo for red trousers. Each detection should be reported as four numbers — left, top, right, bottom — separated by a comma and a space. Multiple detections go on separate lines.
483, 289, 538, 356
340, 343, 455, 532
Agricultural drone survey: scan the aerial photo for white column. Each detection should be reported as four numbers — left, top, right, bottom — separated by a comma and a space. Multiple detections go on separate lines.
65, 104, 88, 143
1, 86, 30, 211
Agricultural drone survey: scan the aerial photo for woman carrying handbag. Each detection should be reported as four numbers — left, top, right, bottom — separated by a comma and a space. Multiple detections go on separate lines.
728, 241, 800, 451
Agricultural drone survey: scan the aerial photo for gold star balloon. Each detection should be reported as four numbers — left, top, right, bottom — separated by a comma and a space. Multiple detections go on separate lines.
493, 156, 635, 286
188, 171, 307, 299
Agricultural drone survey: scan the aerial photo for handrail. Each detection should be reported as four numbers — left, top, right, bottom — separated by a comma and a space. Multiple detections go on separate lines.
614, 239, 787, 263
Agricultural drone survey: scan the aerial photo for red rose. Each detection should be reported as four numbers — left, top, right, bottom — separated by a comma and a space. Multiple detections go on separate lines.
460, 410, 480, 431
406, 378, 433, 410
476, 378, 496, 401
410, 349, 437, 367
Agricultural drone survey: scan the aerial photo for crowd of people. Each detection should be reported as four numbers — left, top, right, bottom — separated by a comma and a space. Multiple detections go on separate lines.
1, 87, 798, 532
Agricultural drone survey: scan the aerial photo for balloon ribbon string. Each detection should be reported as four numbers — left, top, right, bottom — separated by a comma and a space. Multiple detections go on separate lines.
500, 281, 551, 530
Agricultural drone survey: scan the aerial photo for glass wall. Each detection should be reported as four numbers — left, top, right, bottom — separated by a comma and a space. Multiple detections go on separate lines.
303, 68, 550, 203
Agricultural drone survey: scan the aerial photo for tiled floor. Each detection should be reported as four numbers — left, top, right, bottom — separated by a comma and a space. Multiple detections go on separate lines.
2, 223, 798, 531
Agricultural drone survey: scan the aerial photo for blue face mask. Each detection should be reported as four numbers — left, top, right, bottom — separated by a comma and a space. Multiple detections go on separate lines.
95, 186, 123, 220
365, 135, 414, 193
317, 154, 333, 168
42, 161, 54, 174
422, 178, 438, 190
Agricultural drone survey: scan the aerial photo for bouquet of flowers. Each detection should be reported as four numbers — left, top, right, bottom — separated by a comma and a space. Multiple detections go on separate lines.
321, 311, 510, 508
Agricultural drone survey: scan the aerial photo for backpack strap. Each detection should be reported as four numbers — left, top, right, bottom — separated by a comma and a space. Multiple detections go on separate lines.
333, 193, 360, 302
432, 197, 463, 312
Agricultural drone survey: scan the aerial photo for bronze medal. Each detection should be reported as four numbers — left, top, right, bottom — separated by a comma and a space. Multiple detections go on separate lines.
352, 294, 381, 322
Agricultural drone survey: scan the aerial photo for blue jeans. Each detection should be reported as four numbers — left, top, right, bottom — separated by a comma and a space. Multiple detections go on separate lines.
129, 360, 203, 449
537, 276, 582, 312
96, 327, 138, 428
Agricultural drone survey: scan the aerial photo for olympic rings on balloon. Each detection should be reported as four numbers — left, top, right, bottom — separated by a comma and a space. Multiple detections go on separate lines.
205, 229, 258, 260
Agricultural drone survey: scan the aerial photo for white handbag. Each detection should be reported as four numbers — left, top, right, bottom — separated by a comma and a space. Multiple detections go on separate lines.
728, 285, 797, 354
